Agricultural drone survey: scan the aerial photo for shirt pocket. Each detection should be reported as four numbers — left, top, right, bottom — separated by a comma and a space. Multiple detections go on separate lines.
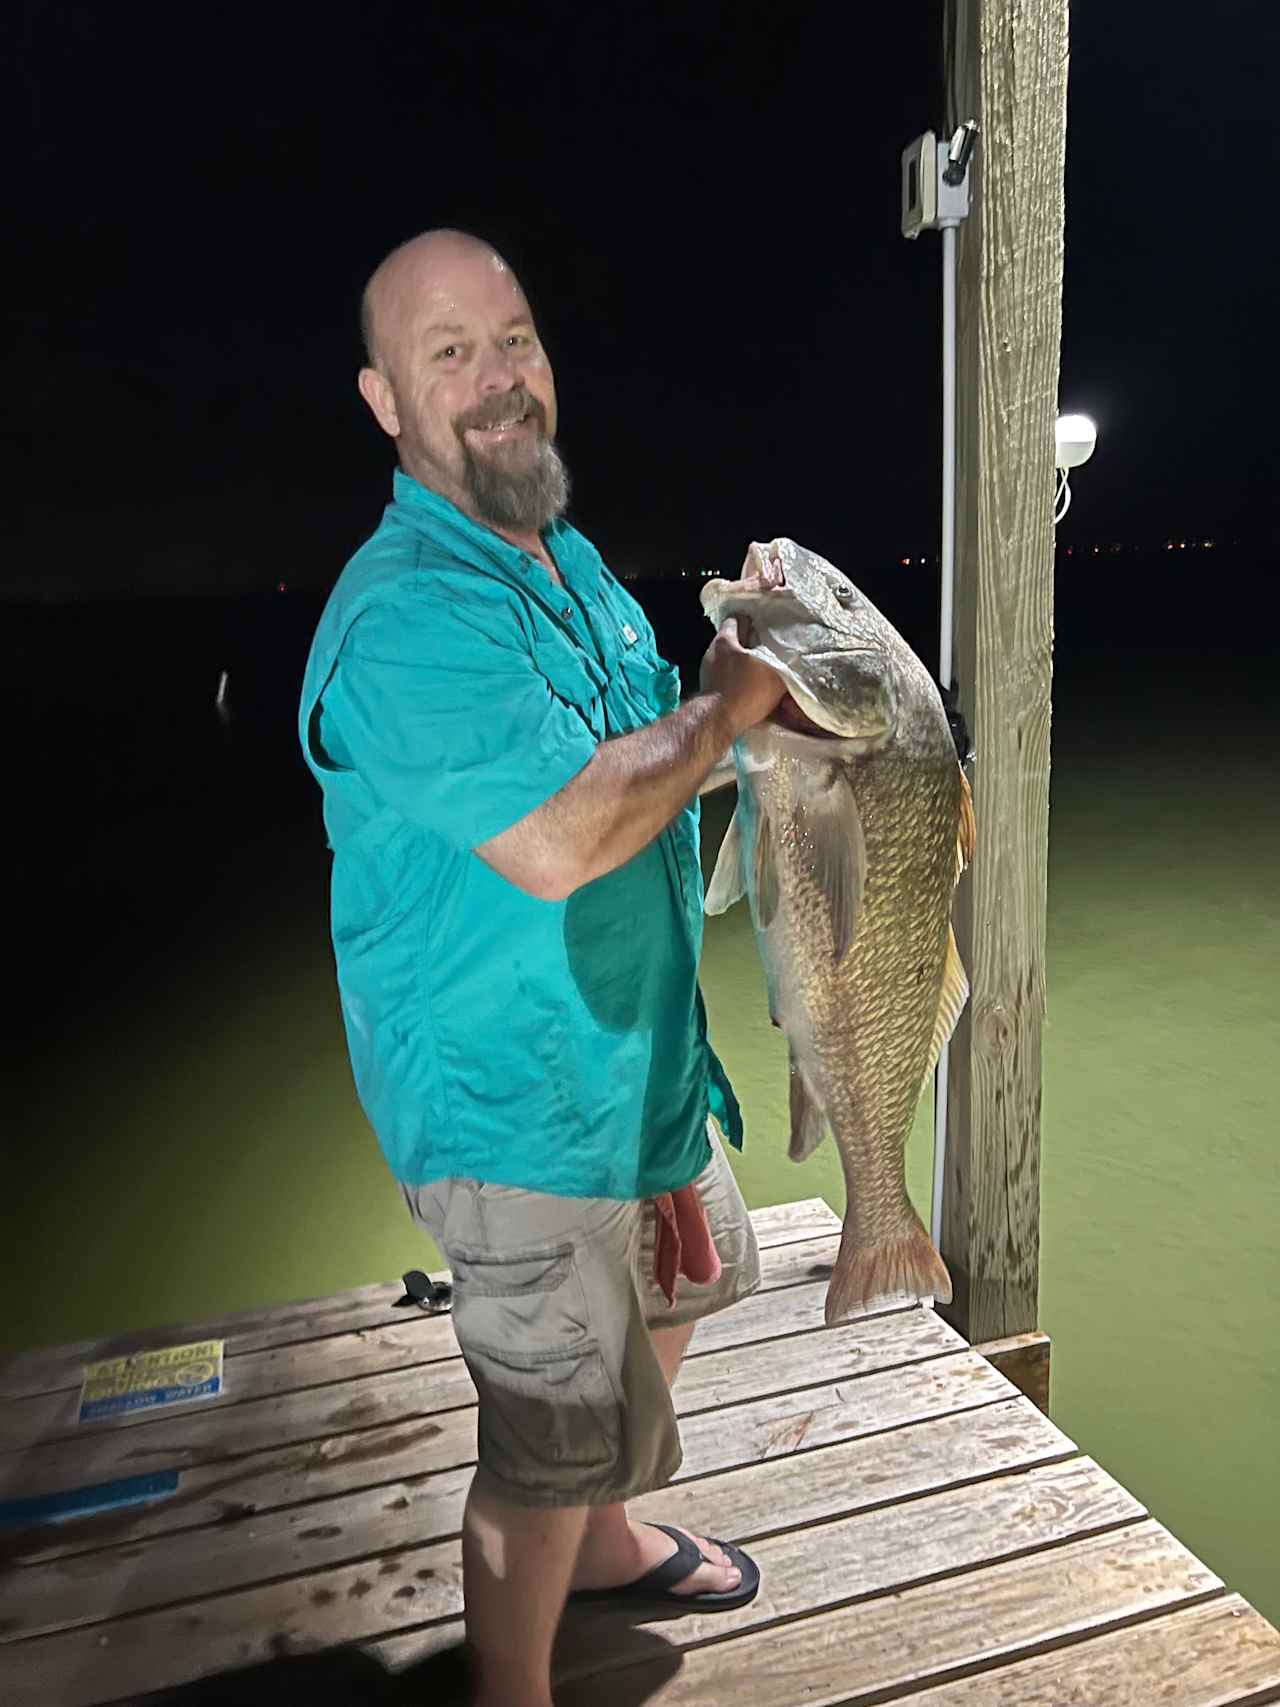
533, 639, 607, 739
617, 648, 681, 721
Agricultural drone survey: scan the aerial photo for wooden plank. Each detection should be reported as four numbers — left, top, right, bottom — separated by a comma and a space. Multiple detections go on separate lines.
0, 1277, 873, 1563
890, 1593, 1280, 1706
2, 1457, 1142, 1704
0, 1305, 971, 1509
379, 1394, 1075, 1678
0, 1276, 427, 1406
1, 1349, 1013, 1582
748, 1196, 841, 1243
975, 1330, 1051, 1413
1, 1418, 471, 1565
0, 1198, 842, 1404
0, 1317, 474, 1454
2, 1393, 1073, 1638
0, 1279, 903, 1562
0, 1232, 844, 1449
939, 0, 1069, 1341
548, 1523, 1220, 1707
675, 1350, 1015, 1482
742, 1229, 839, 1291
677, 1306, 963, 1416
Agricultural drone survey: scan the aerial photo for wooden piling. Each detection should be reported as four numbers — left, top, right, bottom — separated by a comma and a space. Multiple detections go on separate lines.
939, 0, 1070, 1343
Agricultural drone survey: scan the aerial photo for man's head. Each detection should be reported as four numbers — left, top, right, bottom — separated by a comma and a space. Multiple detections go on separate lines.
358, 230, 568, 535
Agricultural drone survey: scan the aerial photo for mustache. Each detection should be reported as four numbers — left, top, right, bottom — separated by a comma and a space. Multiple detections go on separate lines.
456, 389, 546, 434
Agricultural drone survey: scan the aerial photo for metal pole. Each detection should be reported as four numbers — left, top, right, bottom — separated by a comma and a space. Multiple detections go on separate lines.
931, 220, 958, 1251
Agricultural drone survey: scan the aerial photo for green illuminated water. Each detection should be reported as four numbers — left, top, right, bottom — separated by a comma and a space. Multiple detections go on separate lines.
4, 631, 1277, 1627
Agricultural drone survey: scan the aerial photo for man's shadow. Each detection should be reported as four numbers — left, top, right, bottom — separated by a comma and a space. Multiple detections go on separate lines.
141, 1623, 681, 1706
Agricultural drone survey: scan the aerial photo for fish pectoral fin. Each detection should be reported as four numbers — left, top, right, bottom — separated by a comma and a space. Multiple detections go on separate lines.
955, 765, 976, 881
795, 769, 866, 965
753, 805, 781, 930
922, 924, 971, 1087
788, 1047, 827, 1162
698, 752, 738, 796
705, 806, 747, 915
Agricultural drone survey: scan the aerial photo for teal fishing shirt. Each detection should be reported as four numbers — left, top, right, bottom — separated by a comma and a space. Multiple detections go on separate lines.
298, 470, 741, 1198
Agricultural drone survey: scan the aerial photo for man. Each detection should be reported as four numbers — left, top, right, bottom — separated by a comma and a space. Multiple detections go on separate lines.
298, 229, 785, 1707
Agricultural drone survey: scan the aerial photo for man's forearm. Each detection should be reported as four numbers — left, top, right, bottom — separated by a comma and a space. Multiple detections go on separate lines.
552, 692, 738, 891
476, 691, 740, 900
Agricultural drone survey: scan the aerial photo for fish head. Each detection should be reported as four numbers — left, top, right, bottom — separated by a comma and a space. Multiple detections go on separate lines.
701, 538, 898, 745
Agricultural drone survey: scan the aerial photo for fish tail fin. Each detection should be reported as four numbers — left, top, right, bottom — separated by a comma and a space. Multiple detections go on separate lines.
825, 1207, 953, 1325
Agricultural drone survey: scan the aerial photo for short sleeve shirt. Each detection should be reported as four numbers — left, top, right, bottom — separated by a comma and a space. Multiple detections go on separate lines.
297, 471, 741, 1198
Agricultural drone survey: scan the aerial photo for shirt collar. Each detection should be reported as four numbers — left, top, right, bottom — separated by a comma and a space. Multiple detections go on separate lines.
389, 469, 600, 596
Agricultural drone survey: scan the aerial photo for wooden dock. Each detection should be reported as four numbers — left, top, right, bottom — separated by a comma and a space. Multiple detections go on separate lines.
2, 1199, 1278, 1706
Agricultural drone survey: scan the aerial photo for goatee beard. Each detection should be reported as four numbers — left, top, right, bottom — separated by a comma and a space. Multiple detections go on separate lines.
463, 435, 571, 534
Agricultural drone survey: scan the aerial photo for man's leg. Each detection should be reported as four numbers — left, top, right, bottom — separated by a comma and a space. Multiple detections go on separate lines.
570, 1317, 741, 1596
463, 1479, 588, 1707
573, 1132, 764, 1598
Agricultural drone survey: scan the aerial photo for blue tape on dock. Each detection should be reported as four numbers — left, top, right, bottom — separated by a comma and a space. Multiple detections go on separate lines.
0, 1469, 180, 1529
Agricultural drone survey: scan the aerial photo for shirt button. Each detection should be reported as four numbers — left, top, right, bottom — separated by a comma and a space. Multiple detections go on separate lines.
561, 605, 573, 620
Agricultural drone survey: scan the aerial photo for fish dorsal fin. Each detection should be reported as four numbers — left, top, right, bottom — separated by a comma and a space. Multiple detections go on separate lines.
955, 765, 976, 882
705, 806, 746, 915
788, 1046, 827, 1162
792, 767, 866, 965
922, 924, 971, 1089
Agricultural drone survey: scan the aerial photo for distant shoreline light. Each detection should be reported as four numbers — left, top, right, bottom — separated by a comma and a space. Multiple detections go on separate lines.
611, 539, 1235, 584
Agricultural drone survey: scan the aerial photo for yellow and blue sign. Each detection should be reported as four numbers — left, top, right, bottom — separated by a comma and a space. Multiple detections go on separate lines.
78, 1340, 224, 1422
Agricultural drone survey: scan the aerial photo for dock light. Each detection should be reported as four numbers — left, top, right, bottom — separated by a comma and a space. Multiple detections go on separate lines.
1055, 414, 1097, 470
1054, 413, 1098, 524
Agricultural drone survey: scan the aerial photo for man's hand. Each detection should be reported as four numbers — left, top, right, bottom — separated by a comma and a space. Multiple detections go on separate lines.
700, 617, 787, 735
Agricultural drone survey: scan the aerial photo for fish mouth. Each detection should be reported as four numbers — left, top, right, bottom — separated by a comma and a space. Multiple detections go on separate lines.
743, 541, 787, 591
771, 692, 840, 736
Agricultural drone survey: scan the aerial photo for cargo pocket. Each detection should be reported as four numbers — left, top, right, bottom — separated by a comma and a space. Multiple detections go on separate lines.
447, 1241, 621, 1485
466, 1338, 621, 1484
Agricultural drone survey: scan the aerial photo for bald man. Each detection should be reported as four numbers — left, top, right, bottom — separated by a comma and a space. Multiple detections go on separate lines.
298, 231, 785, 1707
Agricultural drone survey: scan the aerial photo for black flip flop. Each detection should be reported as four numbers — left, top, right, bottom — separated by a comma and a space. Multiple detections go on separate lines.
568, 1522, 760, 1612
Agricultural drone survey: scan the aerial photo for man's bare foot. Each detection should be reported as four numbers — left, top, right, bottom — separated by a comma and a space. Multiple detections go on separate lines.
570, 1518, 740, 1596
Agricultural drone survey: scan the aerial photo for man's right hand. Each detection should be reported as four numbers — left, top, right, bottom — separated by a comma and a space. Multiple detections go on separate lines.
700, 617, 788, 735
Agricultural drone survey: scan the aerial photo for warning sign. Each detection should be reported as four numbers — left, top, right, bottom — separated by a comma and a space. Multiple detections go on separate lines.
78, 1340, 225, 1423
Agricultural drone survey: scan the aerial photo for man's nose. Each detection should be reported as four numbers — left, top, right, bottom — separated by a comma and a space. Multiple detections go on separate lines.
474, 340, 523, 392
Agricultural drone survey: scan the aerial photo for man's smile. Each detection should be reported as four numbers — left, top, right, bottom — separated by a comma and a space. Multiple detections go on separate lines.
463, 409, 537, 446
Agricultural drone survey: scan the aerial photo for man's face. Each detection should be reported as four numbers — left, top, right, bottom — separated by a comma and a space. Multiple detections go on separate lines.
368, 249, 567, 532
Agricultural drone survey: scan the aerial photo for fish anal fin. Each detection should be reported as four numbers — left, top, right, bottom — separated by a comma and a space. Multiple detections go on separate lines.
825, 1208, 953, 1324
794, 768, 866, 966
705, 807, 746, 915
922, 925, 970, 1090
788, 1048, 827, 1162
955, 765, 976, 881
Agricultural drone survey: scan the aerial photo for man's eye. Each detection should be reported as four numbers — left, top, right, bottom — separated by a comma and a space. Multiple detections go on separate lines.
506, 333, 531, 349
435, 345, 460, 361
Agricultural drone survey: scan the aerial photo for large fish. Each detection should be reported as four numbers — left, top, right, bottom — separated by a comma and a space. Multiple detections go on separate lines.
701, 538, 975, 1324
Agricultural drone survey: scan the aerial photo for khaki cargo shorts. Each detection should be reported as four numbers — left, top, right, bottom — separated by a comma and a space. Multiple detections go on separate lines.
400, 1124, 761, 1507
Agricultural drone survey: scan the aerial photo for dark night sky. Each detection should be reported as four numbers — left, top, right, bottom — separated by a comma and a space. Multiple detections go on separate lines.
9, 1, 1279, 600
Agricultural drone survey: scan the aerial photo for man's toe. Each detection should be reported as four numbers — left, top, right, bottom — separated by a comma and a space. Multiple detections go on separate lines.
671, 1530, 740, 1594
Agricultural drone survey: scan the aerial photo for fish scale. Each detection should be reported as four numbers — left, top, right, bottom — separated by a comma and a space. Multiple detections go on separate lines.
759, 741, 957, 1206
703, 537, 972, 1323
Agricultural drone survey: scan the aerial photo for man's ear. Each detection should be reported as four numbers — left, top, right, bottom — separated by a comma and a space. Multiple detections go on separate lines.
358, 366, 401, 438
